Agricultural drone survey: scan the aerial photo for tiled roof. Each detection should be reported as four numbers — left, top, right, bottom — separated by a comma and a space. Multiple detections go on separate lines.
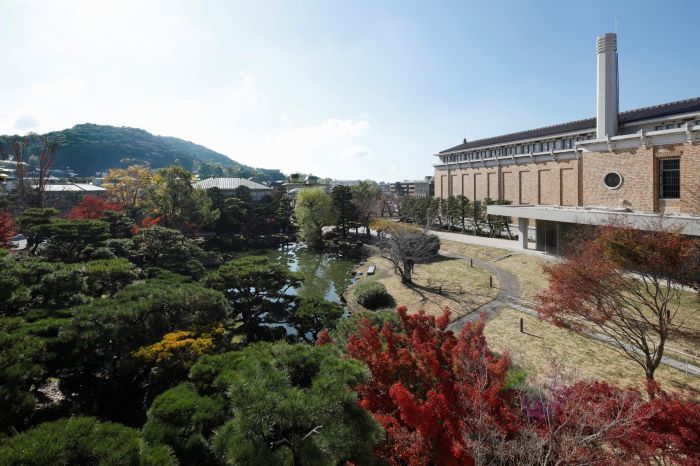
439, 97, 700, 154
192, 177, 272, 191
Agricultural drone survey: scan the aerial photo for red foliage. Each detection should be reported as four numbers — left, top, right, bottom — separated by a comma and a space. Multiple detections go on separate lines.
537, 221, 700, 382
130, 216, 162, 235
0, 211, 16, 249
345, 306, 700, 465
67, 195, 123, 220
141, 216, 161, 228
315, 328, 332, 346
626, 392, 700, 465
345, 307, 515, 466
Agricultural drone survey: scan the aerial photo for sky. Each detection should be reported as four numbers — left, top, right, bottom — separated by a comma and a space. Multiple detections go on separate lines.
1, 0, 699, 181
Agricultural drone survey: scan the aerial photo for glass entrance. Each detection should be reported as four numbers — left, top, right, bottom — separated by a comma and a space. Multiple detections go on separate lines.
535, 220, 559, 254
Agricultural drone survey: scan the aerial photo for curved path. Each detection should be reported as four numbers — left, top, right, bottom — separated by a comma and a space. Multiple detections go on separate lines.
441, 250, 520, 334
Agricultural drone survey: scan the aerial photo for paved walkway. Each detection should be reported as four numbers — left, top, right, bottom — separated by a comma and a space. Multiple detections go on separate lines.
428, 229, 550, 258
441, 250, 520, 333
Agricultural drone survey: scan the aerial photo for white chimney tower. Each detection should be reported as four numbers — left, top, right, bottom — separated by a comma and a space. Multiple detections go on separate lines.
596, 32, 619, 138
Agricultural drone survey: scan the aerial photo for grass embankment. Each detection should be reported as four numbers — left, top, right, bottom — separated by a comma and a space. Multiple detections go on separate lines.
345, 246, 498, 320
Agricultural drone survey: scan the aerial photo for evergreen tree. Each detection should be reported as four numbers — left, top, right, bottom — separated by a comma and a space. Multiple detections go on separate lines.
331, 185, 355, 238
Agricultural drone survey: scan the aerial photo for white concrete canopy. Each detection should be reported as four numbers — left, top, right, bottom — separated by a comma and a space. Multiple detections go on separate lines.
487, 204, 700, 237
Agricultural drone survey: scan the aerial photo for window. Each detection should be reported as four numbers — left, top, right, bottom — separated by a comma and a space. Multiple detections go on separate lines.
603, 171, 623, 189
666, 124, 675, 130
659, 158, 680, 199
655, 125, 663, 131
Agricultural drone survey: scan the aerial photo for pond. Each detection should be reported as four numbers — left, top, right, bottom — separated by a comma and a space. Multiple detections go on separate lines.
248, 242, 359, 303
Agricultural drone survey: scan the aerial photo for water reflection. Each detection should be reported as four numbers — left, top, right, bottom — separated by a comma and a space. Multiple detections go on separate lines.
246, 242, 357, 303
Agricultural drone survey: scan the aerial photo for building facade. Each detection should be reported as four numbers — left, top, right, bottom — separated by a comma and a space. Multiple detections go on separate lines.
390, 177, 435, 198
434, 33, 700, 253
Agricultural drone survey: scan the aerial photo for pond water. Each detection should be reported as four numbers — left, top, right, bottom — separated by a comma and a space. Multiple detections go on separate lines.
248, 242, 358, 303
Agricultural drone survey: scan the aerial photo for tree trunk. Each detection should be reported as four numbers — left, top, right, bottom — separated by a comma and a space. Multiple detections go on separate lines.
402, 260, 412, 284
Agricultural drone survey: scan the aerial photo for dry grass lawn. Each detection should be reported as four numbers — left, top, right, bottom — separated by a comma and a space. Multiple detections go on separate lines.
439, 238, 699, 393
441, 240, 552, 302
485, 308, 700, 399
346, 248, 498, 320
667, 290, 700, 364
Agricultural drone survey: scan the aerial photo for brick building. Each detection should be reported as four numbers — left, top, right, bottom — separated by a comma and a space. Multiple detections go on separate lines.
434, 33, 700, 253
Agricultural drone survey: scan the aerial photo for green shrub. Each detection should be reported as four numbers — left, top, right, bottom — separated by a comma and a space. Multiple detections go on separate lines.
354, 280, 391, 310
0, 416, 177, 465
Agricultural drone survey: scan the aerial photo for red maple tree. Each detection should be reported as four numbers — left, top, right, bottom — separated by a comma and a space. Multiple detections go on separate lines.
0, 211, 16, 249
538, 220, 700, 384
345, 307, 515, 466
67, 195, 123, 220
345, 306, 700, 465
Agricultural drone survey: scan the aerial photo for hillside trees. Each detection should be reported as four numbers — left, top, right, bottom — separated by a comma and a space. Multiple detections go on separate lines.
144, 342, 382, 465
35, 219, 111, 263
147, 165, 219, 233
125, 226, 210, 277
0, 210, 16, 248
352, 180, 381, 237
294, 187, 335, 249
331, 185, 355, 238
290, 296, 345, 342
16, 207, 59, 253
11, 133, 57, 208
67, 194, 124, 220
0, 416, 177, 465
379, 223, 440, 284
103, 165, 153, 215
58, 280, 230, 424
202, 256, 302, 342
538, 220, 700, 384
273, 186, 294, 233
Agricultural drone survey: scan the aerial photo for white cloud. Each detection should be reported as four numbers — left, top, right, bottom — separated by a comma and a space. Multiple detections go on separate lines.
245, 118, 375, 176
13, 114, 40, 131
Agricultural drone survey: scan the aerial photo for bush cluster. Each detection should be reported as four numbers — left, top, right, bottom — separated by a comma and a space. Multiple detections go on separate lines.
354, 280, 391, 309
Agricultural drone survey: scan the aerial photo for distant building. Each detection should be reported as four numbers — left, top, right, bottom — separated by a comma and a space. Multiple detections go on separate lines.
434, 33, 700, 253
39, 183, 106, 194
390, 177, 435, 198
37, 183, 107, 210
282, 174, 332, 199
192, 177, 273, 201
331, 179, 361, 187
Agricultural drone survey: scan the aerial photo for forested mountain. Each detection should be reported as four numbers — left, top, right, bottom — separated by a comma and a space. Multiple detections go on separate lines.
0, 123, 285, 181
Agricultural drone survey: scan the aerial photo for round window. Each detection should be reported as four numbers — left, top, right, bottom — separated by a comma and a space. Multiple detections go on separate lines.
603, 171, 623, 189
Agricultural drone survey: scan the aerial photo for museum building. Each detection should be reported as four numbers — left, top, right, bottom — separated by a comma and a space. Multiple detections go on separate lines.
434, 33, 700, 253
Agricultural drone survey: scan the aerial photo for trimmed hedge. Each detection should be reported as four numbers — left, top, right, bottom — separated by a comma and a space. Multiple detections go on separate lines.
354, 280, 391, 310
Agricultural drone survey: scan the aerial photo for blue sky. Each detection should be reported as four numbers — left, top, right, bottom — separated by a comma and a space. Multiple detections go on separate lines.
1, 0, 699, 180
